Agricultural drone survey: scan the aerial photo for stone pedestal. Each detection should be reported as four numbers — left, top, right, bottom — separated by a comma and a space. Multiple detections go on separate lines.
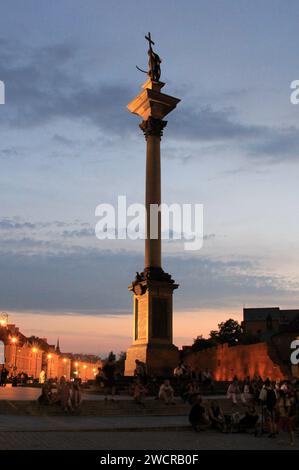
125, 268, 179, 376
125, 78, 180, 377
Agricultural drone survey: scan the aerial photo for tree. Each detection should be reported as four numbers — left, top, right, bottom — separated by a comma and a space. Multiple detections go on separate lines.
209, 318, 242, 346
191, 335, 216, 352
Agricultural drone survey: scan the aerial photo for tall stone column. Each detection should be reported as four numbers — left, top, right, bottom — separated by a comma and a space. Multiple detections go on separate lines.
140, 117, 166, 269
124, 78, 180, 377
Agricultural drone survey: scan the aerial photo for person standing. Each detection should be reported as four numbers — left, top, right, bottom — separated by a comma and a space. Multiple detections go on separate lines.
103, 356, 117, 401
39, 369, 46, 384
0, 366, 9, 387
276, 390, 296, 446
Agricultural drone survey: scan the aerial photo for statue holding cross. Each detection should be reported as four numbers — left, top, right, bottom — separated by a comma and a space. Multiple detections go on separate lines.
136, 32, 162, 82
146, 32, 161, 82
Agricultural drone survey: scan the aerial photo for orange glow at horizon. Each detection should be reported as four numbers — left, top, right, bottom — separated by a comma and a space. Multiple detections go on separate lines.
7, 308, 243, 356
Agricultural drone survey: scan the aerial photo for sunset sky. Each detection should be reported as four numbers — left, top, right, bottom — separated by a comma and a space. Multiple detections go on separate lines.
1, 1, 299, 356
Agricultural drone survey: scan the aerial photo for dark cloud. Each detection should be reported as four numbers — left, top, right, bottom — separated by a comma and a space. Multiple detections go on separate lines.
168, 105, 299, 162
0, 247, 297, 313
169, 105, 263, 142
0, 39, 135, 135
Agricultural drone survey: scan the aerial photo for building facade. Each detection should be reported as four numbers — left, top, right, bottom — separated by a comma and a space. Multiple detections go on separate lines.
0, 322, 102, 381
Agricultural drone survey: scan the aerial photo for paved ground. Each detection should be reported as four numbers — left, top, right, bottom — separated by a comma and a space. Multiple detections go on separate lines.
0, 388, 298, 450
0, 386, 224, 401
0, 428, 298, 450
0, 414, 298, 450
0, 415, 189, 431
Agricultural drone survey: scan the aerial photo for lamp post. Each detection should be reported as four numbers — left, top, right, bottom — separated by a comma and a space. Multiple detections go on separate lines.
74, 362, 79, 380
11, 336, 18, 376
47, 353, 52, 378
32, 347, 38, 379
0, 312, 8, 328
63, 358, 67, 378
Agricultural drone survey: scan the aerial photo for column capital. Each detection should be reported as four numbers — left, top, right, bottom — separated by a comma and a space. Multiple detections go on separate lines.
139, 117, 167, 139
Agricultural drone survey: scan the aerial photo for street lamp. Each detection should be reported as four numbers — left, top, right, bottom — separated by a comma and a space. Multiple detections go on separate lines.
62, 358, 67, 378
83, 364, 87, 382
10, 336, 18, 375
0, 312, 8, 328
47, 353, 52, 378
32, 347, 38, 379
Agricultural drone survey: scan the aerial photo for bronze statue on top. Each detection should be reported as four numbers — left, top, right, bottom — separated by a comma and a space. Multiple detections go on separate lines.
136, 32, 162, 82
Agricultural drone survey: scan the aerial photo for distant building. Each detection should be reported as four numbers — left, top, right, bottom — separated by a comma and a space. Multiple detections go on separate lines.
183, 306, 299, 381
0, 322, 102, 381
243, 307, 299, 337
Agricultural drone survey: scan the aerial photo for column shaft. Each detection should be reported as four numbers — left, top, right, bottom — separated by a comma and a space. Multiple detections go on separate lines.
145, 134, 161, 268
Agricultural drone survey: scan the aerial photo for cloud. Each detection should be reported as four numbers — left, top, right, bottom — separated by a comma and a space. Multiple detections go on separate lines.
1, 38, 299, 164
0, 39, 135, 135
61, 228, 94, 238
0, 218, 36, 230
168, 105, 299, 163
0, 246, 297, 313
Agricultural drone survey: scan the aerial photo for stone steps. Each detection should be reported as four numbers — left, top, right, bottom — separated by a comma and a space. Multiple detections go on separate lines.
0, 400, 189, 416
0, 397, 243, 417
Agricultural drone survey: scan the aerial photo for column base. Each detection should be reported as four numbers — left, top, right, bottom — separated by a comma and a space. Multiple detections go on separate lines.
124, 342, 179, 377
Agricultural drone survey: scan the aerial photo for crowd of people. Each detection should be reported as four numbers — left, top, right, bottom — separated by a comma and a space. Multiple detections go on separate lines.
38, 376, 83, 413
94, 358, 299, 446
3, 354, 299, 445
188, 375, 299, 446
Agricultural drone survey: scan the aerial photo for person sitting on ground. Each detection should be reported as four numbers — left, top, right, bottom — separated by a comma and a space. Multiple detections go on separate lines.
239, 404, 259, 435
132, 378, 147, 405
57, 376, 72, 412
182, 381, 200, 405
134, 360, 147, 384
189, 395, 210, 432
159, 379, 175, 405
202, 369, 214, 390
208, 400, 226, 432
38, 380, 53, 406
173, 362, 186, 380
147, 376, 160, 399
227, 377, 245, 405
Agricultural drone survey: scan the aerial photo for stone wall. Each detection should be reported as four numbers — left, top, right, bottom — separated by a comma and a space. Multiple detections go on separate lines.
184, 342, 286, 381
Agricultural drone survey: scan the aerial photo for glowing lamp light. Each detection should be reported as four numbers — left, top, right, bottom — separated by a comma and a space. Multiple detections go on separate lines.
83, 365, 87, 369
63, 358, 67, 363
75, 362, 79, 367
32, 347, 38, 353
47, 354, 52, 359
11, 337, 18, 344
0, 313, 8, 327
